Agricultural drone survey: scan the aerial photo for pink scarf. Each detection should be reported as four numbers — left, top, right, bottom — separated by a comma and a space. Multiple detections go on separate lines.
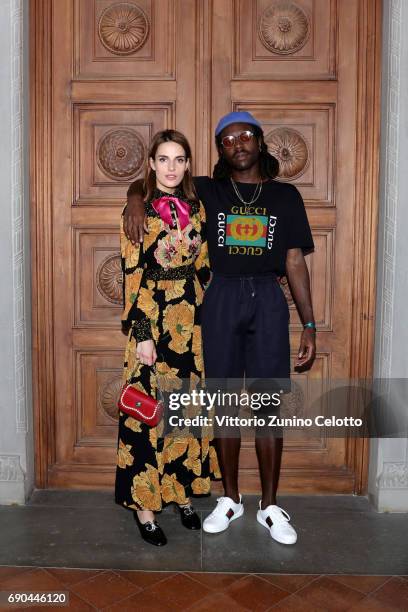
151, 196, 191, 230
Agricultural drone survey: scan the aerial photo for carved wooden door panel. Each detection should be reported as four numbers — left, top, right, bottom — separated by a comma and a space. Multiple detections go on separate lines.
46, 0, 199, 487
210, 0, 378, 494
33, 0, 380, 492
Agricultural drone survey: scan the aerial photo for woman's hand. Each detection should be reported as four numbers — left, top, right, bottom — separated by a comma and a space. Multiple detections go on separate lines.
203, 271, 213, 291
136, 339, 157, 366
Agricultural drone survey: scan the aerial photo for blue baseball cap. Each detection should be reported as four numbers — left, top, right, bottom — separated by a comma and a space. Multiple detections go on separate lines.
215, 111, 262, 136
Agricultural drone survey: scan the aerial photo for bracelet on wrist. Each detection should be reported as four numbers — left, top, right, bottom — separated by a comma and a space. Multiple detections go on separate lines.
303, 321, 316, 330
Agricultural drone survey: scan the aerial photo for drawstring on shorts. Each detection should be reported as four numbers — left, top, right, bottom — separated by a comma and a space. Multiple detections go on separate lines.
239, 277, 257, 302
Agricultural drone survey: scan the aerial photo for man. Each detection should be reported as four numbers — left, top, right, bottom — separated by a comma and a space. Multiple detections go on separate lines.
123, 112, 315, 544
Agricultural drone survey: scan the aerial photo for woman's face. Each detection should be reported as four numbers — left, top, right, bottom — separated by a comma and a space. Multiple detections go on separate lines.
150, 141, 189, 193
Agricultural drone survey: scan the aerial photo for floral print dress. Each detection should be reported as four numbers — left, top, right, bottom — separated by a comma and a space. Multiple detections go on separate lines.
115, 188, 220, 512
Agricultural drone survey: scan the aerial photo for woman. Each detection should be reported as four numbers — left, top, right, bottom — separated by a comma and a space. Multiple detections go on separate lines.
115, 129, 220, 547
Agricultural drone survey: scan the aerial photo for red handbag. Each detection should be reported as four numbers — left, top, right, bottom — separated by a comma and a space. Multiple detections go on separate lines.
118, 384, 164, 427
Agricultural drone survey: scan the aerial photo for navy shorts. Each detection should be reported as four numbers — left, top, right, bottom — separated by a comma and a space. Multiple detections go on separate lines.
201, 273, 290, 424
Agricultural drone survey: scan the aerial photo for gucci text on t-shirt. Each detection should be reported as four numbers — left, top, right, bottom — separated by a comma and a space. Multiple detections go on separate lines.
217, 209, 278, 255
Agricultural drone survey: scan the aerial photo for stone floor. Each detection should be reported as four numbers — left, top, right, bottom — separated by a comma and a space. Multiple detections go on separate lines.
0, 491, 407, 609
0, 491, 407, 574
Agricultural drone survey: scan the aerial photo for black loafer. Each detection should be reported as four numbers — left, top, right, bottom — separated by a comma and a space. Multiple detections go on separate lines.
177, 504, 201, 530
133, 512, 167, 546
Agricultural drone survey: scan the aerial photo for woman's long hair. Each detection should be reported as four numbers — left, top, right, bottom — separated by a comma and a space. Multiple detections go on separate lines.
144, 129, 197, 202
212, 125, 280, 180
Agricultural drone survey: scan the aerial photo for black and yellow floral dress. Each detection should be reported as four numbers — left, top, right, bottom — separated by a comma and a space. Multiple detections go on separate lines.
115, 188, 220, 512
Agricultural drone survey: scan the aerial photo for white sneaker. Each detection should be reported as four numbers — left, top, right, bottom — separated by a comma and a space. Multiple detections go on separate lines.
256, 501, 297, 544
203, 495, 244, 533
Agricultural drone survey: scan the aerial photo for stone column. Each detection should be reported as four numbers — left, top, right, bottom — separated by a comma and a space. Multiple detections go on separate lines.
0, 0, 33, 504
369, 0, 408, 511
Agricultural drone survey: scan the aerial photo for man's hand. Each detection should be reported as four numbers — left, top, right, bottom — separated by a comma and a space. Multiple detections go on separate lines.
136, 339, 157, 366
123, 193, 148, 244
294, 328, 316, 371
285, 248, 316, 372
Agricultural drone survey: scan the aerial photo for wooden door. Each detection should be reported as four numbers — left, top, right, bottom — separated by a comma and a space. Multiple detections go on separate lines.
31, 0, 381, 492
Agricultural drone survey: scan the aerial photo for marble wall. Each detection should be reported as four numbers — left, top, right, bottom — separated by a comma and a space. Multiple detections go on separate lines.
0, 0, 33, 505
369, 0, 408, 511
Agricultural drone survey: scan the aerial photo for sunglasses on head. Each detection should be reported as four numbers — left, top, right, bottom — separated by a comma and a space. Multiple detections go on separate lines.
220, 130, 255, 148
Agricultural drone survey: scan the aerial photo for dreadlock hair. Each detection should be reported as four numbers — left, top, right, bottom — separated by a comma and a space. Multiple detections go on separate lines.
212, 125, 279, 180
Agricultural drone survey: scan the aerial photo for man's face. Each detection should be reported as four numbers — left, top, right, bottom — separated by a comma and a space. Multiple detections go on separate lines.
218, 122, 261, 172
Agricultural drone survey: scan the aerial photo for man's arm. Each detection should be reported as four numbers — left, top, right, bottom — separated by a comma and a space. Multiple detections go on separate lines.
123, 179, 147, 244
124, 175, 212, 244
285, 248, 316, 371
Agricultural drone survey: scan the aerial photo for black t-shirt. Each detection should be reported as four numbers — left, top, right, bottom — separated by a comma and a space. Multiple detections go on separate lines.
193, 176, 314, 276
